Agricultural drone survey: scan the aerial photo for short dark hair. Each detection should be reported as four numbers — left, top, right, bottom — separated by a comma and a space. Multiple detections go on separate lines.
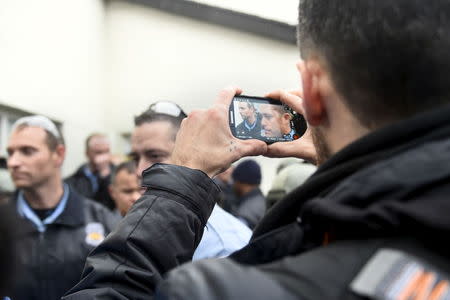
110, 161, 137, 185
298, 0, 450, 128
238, 100, 256, 111
134, 107, 185, 141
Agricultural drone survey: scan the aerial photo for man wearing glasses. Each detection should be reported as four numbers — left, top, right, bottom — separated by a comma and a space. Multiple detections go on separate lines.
129, 101, 252, 260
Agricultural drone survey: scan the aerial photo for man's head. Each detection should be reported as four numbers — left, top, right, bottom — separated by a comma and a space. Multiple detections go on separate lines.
238, 101, 257, 123
259, 104, 291, 138
231, 159, 261, 196
131, 101, 187, 178
296, 0, 450, 163
109, 161, 141, 216
85, 133, 111, 171
7, 116, 65, 190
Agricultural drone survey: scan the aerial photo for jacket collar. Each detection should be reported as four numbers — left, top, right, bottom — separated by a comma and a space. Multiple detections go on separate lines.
16, 184, 70, 232
13, 184, 86, 233
52, 185, 86, 227
253, 103, 450, 238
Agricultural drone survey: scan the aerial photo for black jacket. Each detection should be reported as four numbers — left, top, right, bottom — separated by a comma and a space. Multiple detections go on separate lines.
235, 113, 262, 139
63, 104, 450, 300
8, 187, 120, 300
231, 188, 266, 229
65, 164, 115, 210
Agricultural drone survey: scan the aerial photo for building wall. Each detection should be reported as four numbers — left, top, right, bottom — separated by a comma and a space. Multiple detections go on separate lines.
0, 0, 108, 175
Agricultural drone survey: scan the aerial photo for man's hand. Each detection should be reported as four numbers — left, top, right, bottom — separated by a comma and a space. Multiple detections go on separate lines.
170, 87, 267, 178
264, 89, 318, 165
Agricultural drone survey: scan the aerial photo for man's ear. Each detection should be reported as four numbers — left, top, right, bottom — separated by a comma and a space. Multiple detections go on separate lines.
54, 144, 66, 167
108, 185, 114, 198
297, 60, 326, 126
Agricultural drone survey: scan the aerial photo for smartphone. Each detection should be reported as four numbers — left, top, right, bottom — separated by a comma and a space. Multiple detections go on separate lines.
229, 95, 307, 144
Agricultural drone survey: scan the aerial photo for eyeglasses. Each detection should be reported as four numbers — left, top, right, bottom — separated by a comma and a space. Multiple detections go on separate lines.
147, 101, 187, 118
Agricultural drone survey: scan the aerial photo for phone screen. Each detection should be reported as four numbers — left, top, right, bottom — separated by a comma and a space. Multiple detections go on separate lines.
229, 95, 307, 144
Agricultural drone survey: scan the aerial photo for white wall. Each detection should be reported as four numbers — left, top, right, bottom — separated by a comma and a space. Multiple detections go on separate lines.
0, 0, 107, 175
104, 1, 302, 193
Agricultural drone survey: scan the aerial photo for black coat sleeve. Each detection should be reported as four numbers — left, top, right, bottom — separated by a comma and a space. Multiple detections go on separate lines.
62, 164, 218, 300
155, 259, 298, 300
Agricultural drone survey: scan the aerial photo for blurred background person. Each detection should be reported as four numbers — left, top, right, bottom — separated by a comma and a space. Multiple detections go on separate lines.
260, 104, 294, 140
266, 159, 317, 210
108, 160, 141, 217
130, 101, 252, 259
230, 159, 266, 229
66, 133, 116, 210
213, 165, 237, 211
0, 205, 17, 300
6, 116, 119, 300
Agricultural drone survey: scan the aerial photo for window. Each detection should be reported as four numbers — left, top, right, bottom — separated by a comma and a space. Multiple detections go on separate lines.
0, 104, 62, 157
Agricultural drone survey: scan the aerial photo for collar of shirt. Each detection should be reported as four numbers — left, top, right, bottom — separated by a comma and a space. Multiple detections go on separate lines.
244, 120, 257, 131
192, 204, 252, 260
17, 183, 70, 233
283, 129, 296, 140
83, 165, 99, 193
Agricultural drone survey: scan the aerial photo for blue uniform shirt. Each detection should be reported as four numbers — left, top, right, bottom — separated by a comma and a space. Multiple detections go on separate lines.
193, 204, 252, 260
17, 184, 70, 232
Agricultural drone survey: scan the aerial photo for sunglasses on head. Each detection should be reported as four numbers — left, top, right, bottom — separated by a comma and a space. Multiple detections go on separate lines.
147, 101, 187, 118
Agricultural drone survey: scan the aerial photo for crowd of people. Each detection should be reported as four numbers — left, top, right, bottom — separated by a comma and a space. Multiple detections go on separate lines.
1, 102, 271, 300
1, 0, 450, 299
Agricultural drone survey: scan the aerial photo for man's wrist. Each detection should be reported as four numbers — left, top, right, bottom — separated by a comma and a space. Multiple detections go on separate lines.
168, 156, 216, 178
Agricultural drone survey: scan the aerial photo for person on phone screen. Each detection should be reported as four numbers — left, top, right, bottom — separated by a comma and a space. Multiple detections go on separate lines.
236, 100, 262, 138
259, 104, 295, 140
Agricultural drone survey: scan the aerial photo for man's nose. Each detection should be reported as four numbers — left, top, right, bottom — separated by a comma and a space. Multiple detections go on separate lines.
136, 159, 153, 179
7, 152, 21, 169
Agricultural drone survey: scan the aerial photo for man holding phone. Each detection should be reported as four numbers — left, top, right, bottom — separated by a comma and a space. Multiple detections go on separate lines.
65, 1, 450, 299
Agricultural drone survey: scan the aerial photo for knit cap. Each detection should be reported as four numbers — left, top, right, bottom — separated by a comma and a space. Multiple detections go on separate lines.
232, 159, 261, 185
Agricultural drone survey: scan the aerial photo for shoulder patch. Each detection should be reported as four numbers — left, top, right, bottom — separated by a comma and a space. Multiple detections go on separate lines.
85, 222, 105, 247
351, 249, 450, 300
